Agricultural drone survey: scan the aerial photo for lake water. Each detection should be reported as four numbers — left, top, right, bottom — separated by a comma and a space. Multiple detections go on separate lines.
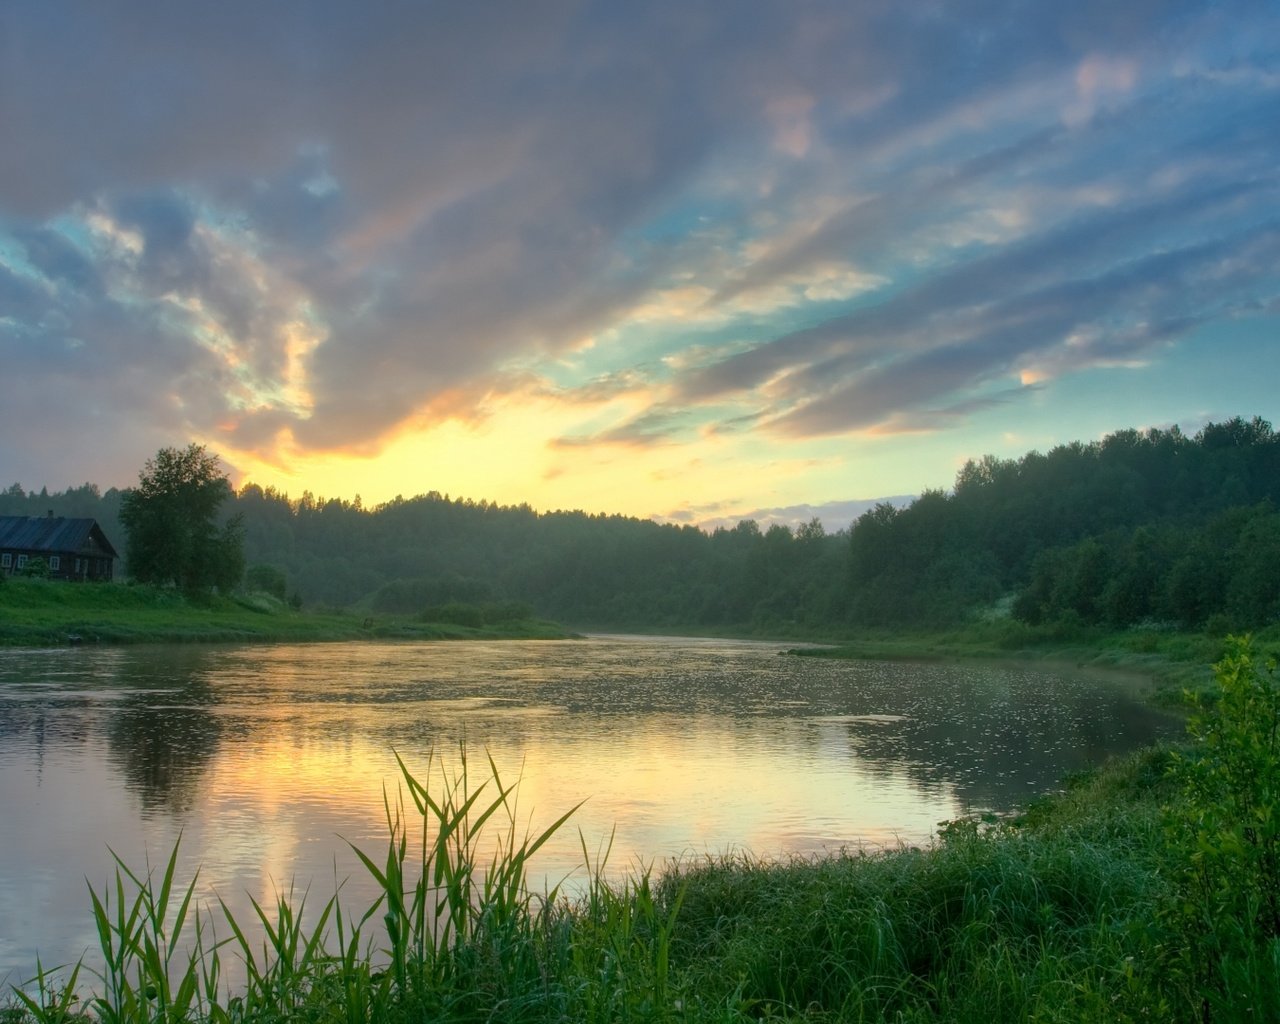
0, 635, 1180, 989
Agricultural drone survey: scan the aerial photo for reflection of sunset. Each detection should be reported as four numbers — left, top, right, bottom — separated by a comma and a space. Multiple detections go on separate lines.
196, 735, 402, 912
191, 716, 957, 904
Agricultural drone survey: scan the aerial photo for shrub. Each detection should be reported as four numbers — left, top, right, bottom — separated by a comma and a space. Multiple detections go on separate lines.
420, 601, 485, 628
245, 563, 287, 600
1162, 636, 1280, 1018
419, 600, 534, 627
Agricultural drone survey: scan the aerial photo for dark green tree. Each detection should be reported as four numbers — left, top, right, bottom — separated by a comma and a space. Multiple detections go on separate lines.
245, 563, 288, 601
120, 444, 244, 594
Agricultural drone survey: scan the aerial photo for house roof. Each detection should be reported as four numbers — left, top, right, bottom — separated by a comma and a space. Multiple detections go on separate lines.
0, 516, 120, 558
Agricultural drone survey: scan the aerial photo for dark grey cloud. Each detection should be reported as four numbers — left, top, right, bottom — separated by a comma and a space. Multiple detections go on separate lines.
0, 291, 231, 489
709, 124, 1072, 309
11, 226, 100, 294
0, 262, 46, 322
688, 174, 1277, 397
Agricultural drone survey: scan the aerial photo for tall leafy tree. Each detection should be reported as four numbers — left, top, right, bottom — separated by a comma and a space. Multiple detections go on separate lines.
120, 444, 244, 594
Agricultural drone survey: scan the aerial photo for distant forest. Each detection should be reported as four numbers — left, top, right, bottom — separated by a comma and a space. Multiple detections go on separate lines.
6, 415, 1280, 633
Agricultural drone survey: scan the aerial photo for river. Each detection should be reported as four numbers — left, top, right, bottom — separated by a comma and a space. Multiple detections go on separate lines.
0, 634, 1180, 989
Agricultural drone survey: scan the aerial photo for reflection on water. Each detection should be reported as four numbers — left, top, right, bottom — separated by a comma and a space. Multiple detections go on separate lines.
0, 635, 1180, 987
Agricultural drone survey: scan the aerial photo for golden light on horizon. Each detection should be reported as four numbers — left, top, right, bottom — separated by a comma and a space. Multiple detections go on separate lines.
212, 387, 798, 521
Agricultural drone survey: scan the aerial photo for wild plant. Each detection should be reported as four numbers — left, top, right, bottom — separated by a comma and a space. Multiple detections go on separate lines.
214, 882, 337, 1021
1162, 634, 1280, 1019
82, 840, 222, 1024
7, 959, 84, 1024
346, 746, 583, 1018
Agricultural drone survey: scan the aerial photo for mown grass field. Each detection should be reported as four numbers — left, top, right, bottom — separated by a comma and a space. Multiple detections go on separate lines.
0, 578, 573, 647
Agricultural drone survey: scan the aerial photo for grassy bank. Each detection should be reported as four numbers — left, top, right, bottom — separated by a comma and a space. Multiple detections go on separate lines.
0, 578, 574, 647
6, 640, 1279, 1023
784, 618, 1280, 706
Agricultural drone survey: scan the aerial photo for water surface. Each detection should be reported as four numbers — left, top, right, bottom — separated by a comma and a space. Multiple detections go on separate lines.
0, 635, 1179, 987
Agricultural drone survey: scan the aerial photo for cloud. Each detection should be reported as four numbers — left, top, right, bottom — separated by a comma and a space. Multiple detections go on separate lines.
664, 495, 917, 535
552, 406, 698, 450
676, 177, 1280, 437
0, 0, 1277, 494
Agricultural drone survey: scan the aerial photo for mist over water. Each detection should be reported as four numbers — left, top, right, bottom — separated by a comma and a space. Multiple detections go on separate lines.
0, 635, 1179, 987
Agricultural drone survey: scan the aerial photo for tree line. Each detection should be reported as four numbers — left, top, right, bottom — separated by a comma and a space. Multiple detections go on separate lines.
846, 416, 1280, 630
4, 415, 1279, 632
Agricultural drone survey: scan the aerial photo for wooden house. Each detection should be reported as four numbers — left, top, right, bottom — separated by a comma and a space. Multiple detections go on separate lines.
0, 514, 119, 581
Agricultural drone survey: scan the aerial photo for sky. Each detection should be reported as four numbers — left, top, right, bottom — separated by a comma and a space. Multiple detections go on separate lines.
2, 1, 1278, 532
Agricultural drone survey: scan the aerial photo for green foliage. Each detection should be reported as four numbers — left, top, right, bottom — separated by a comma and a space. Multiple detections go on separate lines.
119, 446, 245, 596
0, 577, 570, 647
372, 573, 492, 614
420, 601, 485, 628
245, 564, 287, 601
854, 416, 1280, 631
1161, 636, 1280, 1018
661, 825, 1165, 1021
420, 601, 534, 628
20, 556, 50, 579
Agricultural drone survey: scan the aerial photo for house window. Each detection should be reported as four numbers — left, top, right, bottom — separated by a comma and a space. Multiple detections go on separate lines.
49, 556, 60, 571
1, 553, 10, 569
75, 558, 83, 574
16, 554, 28, 569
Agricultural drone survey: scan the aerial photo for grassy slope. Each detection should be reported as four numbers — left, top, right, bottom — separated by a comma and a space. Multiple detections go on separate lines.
0, 578, 573, 646
659, 747, 1184, 1022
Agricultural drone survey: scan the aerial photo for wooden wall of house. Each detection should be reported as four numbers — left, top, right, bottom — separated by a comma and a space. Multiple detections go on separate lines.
0, 548, 113, 581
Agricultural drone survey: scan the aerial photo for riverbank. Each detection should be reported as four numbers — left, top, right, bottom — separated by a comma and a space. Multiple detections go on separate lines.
656, 638, 1278, 1021
782, 618, 1280, 706
6, 640, 1275, 1022
0, 578, 574, 646
2, 631, 1274, 1020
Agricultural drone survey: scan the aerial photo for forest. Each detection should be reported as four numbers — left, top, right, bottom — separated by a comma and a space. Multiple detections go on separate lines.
4, 415, 1280, 633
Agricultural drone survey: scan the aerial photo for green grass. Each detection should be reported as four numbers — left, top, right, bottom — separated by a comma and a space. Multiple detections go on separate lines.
0, 578, 574, 647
